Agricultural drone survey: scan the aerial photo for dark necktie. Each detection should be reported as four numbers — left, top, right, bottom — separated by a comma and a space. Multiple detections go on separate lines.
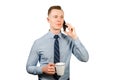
54, 35, 60, 63
53, 35, 60, 80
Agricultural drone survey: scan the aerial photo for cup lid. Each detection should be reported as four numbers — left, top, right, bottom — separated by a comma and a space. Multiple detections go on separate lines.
55, 62, 65, 66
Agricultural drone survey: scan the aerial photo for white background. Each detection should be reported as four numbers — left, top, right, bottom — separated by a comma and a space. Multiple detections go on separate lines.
0, 0, 120, 80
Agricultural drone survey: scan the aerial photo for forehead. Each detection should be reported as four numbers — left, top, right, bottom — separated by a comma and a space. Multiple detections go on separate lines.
49, 9, 64, 16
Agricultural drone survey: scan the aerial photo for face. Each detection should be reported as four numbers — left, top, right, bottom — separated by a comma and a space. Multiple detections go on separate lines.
47, 9, 64, 31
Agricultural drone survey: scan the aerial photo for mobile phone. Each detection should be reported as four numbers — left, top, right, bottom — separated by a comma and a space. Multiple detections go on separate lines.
63, 20, 68, 31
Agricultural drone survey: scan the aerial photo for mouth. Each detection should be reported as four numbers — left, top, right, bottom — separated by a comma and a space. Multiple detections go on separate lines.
56, 24, 61, 26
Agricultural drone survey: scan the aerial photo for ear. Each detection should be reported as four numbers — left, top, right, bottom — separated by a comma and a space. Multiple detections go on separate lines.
47, 17, 49, 22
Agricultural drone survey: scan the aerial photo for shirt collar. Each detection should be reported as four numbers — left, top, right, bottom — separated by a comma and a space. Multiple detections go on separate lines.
47, 31, 62, 39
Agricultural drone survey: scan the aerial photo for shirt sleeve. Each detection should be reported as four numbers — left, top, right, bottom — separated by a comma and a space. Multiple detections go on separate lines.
72, 38, 89, 62
26, 41, 43, 75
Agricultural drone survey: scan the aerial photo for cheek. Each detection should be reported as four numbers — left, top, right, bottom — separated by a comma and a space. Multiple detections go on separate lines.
50, 22, 56, 27
51, 20, 56, 25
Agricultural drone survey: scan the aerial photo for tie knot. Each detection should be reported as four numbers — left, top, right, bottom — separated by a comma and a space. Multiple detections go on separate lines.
54, 35, 59, 39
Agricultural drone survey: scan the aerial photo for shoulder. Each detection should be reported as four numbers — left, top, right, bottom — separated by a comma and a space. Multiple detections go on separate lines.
61, 33, 72, 41
34, 33, 49, 44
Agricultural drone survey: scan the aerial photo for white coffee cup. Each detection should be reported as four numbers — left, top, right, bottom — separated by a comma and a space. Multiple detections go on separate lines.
55, 62, 65, 76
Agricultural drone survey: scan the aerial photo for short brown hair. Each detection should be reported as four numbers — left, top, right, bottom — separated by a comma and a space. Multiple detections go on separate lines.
48, 5, 63, 15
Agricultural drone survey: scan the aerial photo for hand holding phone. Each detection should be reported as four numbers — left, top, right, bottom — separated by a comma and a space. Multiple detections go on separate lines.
63, 21, 68, 31
63, 21, 78, 39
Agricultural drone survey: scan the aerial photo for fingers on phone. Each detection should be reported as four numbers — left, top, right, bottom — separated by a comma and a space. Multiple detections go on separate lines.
66, 23, 74, 32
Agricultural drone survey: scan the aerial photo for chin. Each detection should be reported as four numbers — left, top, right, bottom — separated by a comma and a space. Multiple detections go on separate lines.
56, 28, 61, 30
56, 27, 62, 29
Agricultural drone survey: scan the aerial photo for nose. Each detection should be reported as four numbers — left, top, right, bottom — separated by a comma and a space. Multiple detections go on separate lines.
57, 18, 61, 22
57, 17, 63, 23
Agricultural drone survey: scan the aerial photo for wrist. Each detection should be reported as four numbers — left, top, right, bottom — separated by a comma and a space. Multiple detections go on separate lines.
42, 66, 46, 73
72, 35, 78, 40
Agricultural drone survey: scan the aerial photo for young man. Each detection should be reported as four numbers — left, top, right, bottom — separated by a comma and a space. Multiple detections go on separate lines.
26, 5, 89, 80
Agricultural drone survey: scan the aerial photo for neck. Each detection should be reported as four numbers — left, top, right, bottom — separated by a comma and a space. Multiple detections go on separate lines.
50, 29, 61, 35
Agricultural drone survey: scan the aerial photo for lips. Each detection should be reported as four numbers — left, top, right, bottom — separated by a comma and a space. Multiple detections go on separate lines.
56, 24, 61, 26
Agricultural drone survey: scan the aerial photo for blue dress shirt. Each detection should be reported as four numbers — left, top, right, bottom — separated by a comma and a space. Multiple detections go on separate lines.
26, 31, 89, 80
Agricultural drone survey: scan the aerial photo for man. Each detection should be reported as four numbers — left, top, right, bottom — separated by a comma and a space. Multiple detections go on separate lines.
26, 5, 89, 80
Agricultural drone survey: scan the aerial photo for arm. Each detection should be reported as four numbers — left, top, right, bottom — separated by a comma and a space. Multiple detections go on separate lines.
26, 41, 43, 75
64, 23, 89, 62
26, 41, 56, 75
72, 38, 89, 62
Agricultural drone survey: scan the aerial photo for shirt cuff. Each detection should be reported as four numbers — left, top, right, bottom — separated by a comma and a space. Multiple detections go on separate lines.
35, 66, 43, 74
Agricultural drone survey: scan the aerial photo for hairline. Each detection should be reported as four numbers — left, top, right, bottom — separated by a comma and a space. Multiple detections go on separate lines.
48, 6, 64, 16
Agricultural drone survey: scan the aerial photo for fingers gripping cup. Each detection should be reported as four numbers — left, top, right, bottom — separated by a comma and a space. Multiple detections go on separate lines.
55, 62, 65, 76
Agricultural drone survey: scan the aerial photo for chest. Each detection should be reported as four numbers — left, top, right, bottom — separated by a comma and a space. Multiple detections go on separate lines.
37, 39, 72, 63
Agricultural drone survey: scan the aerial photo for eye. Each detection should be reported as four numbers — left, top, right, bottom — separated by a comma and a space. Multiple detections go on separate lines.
54, 15, 58, 18
61, 16, 64, 19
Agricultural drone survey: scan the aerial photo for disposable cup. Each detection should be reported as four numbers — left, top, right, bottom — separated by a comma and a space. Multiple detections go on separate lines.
55, 62, 65, 76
